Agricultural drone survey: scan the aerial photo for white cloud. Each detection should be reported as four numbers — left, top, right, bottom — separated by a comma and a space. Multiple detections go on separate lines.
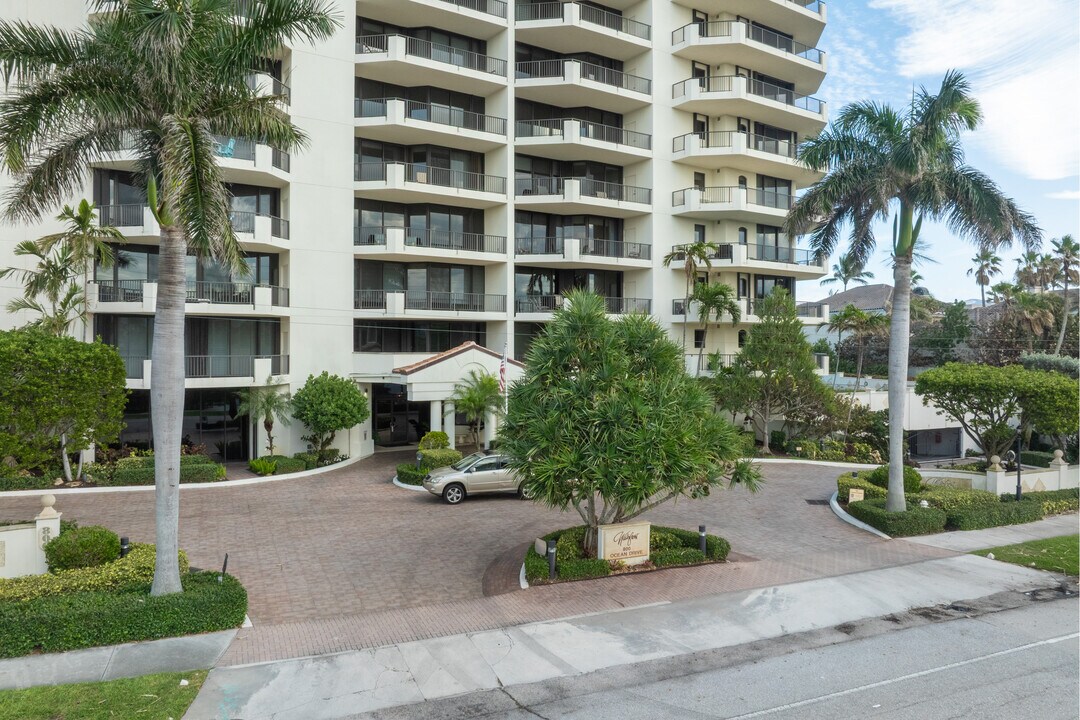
1047, 190, 1080, 201
869, 0, 1080, 181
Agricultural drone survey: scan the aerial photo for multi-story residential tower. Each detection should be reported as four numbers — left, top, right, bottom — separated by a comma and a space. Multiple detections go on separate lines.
0, 0, 828, 462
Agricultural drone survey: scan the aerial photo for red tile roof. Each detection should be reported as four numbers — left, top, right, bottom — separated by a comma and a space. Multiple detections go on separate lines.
392, 341, 524, 376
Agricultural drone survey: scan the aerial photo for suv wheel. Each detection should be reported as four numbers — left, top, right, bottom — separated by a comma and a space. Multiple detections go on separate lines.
443, 483, 466, 505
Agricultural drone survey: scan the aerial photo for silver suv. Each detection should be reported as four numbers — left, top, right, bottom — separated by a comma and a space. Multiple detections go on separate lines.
422, 451, 521, 504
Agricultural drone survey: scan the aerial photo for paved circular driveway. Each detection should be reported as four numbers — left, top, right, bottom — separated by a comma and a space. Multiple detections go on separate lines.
0, 453, 873, 625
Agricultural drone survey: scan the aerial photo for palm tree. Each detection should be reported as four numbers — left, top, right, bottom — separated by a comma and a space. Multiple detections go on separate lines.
0, 1, 339, 595
820, 251, 874, 292
846, 309, 890, 399
689, 282, 740, 375
1, 239, 84, 335
663, 238, 718, 350
236, 379, 292, 456
825, 303, 863, 381
1052, 235, 1079, 355
1015, 250, 1044, 290
448, 370, 503, 449
967, 248, 1002, 307
786, 71, 1040, 512
1011, 290, 1056, 352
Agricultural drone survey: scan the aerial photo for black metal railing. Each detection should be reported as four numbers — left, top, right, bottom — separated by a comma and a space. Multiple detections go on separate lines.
97, 279, 146, 302
187, 281, 254, 304
354, 160, 506, 193
441, 0, 507, 18
515, 236, 565, 255
121, 356, 146, 379
270, 285, 290, 306
673, 131, 797, 158
354, 161, 389, 182
671, 21, 823, 63
97, 203, 147, 227
672, 75, 825, 114
515, 118, 565, 138
355, 97, 388, 118
516, 2, 650, 40
515, 175, 565, 196
515, 294, 563, 314
185, 355, 255, 379
354, 226, 388, 246
230, 210, 256, 233
212, 135, 255, 161
580, 238, 651, 260
579, 120, 652, 149
405, 229, 507, 253
796, 303, 824, 318
516, 59, 650, 94
748, 244, 820, 265
271, 147, 290, 172
405, 291, 507, 313
354, 289, 387, 309
604, 296, 651, 314
356, 34, 507, 76
671, 186, 792, 210
270, 216, 289, 239
580, 178, 651, 204
401, 99, 507, 135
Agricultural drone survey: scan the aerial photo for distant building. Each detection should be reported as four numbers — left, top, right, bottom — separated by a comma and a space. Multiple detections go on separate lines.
803, 283, 893, 346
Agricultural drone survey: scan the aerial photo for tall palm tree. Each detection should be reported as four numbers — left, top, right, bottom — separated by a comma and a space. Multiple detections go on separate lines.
820, 251, 874, 292
786, 71, 1040, 512
825, 303, 863, 381
236, 379, 292, 456
0, 0, 339, 595
1, 239, 84, 335
967, 248, 1002, 307
1052, 234, 1079, 355
1014, 250, 1044, 290
689, 282, 740, 375
663, 238, 718, 350
846, 308, 890, 401
1011, 290, 1056, 352
448, 370, 503, 449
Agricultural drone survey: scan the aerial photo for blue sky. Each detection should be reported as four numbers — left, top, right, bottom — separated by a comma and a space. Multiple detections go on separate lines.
799, 0, 1080, 304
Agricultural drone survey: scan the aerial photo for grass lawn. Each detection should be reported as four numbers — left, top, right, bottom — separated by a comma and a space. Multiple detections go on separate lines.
973, 535, 1079, 576
0, 671, 206, 720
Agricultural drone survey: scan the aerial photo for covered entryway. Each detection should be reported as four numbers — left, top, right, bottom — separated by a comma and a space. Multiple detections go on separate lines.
908, 427, 962, 460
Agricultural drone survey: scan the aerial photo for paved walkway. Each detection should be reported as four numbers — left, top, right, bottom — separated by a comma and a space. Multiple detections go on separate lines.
905, 514, 1079, 552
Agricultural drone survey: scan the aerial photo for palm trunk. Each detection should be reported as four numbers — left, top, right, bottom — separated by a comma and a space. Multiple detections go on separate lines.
832, 329, 843, 387
1055, 276, 1069, 355
887, 254, 913, 512
980, 283, 985, 308
264, 418, 274, 456
697, 326, 706, 376
150, 225, 186, 596
846, 340, 864, 437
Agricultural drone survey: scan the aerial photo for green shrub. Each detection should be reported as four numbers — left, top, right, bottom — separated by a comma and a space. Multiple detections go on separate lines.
557, 557, 610, 580
259, 455, 306, 474
0, 544, 188, 602
770, 430, 786, 451
43, 526, 119, 572
109, 462, 226, 486
652, 525, 730, 561
419, 431, 450, 450
652, 547, 706, 567
292, 451, 318, 470
555, 526, 586, 561
395, 463, 426, 486
0, 475, 53, 491
114, 454, 216, 470
846, 498, 947, 537
419, 448, 463, 470
837, 472, 887, 503
649, 531, 683, 553
915, 486, 999, 514
524, 547, 549, 583
248, 457, 277, 476
866, 465, 922, 494
1019, 352, 1080, 379
947, 499, 1043, 530
1020, 451, 1056, 468
0, 571, 247, 659
1001, 488, 1079, 516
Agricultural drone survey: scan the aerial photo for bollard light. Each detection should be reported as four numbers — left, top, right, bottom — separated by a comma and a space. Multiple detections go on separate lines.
119, 536, 130, 558
699, 525, 707, 555
219, 552, 229, 583
1015, 435, 1023, 501
546, 540, 557, 581
416, 451, 423, 469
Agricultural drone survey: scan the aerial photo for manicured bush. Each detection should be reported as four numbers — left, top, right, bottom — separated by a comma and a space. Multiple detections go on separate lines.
258, 455, 306, 474
293, 451, 318, 470
652, 525, 730, 561
557, 557, 610, 580
0, 571, 247, 659
524, 547, 549, 584
652, 547, 706, 567
837, 472, 887, 503
109, 462, 226, 486
846, 498, 947, 537
915, 486, 999, 514
1020, 450, 1056, 468
947, 499, 1043, 531
0, 544, 188, 602
770, 431, 787, 452
555, 526, 586, 561
114, 454, 216, 470
1001, 488, 1079, 516
1019, 352, 1080, 379
419, 431, 450, 450
248, 457, 277, 476
43, 526, 120, 572
0, 475, 53, 491
395, 463, 426, 486
649, 531, 683, 553
866, 465, 922, 494
787, 438, 881, 464
419, 448, 463, 470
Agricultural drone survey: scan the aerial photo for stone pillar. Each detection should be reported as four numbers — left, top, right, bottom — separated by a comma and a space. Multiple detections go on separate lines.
444, 402, 455, 449
429, 400, 442, 435
482, 410, 496, 449
34, 494, 61, 574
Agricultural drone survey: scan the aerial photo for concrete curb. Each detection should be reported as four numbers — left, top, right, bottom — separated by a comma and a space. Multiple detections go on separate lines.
519, 563, 529, 590
829, 490, 892, 540
392, 476, 428, 492
0, 629, 238, 691
749, 458, 881, 470
0, 455, 365, 499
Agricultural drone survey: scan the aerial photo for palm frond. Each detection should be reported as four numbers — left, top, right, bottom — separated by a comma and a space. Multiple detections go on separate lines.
0, 20, 86, 84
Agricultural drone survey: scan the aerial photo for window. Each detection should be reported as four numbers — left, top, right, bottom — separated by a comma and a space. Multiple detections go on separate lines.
693, 330, 705, 349
738, 227, 748, 245
756, 175, 791, 208
694, 224, 706, 243
737, 273, 750, 298
355, 260, 485, 294
472, 458, 500, 472
754, 275, 793, 299
693, 172, 706, 190
353, 321, 486, 352
738, 330, 747, 348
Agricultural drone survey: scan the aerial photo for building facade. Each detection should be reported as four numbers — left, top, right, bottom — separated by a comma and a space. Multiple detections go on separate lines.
0, 0, 828, 461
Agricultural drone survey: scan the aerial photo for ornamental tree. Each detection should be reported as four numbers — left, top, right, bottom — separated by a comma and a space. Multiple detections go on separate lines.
291, 372, 370, 455
0, 329, 127, 481
499, 290, 760, 556
915, 363, 1079, 459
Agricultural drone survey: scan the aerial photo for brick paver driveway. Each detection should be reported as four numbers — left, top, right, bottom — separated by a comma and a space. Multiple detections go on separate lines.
0, 454, 953, 664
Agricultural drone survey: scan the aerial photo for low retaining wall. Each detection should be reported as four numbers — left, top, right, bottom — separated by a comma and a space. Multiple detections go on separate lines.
0, 495, 61, 579
982, 463, 1079, 495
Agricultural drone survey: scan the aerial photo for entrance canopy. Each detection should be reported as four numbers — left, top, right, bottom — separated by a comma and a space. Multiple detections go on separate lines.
352, 342, 525, 402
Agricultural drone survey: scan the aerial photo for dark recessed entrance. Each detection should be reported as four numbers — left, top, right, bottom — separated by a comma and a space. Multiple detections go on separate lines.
372, 383, 429, 447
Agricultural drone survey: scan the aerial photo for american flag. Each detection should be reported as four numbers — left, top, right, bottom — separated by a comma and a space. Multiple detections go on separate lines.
498, 342, 507, 395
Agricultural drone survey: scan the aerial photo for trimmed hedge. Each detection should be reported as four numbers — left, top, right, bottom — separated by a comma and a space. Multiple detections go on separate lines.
419, 431, 450, 450
947, 499, 1043, 531
292, 452, 318, 470
114, 454, 216, 471
652, 547, 706, 567
915, 486, 999, 515
846, 498, 947, 537
837, 473, 887, 503
43, 526, 120, 571
109, 462, 226, 486
0, 571, 247, 659
0, 475, 53, 492
419, 448, 463, 470
1020, 451, 1056, 468
0, 544, 188, 602
264, 456, 307, 474
396, 463, 426, 486
866, 465, 923, 494
1002, 488, 1079, 516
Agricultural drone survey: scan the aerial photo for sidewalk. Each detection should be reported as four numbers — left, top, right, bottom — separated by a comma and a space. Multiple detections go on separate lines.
904, 513, 1078, 552
184, 554, 1060, 720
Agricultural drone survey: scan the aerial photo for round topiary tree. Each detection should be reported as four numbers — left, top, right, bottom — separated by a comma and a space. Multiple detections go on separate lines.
44, 525, 120, 571
866, 465, 922, 495
291, 372, 370, 457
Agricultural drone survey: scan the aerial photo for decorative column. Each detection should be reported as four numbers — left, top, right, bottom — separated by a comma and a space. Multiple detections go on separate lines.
444, 402, 455, 449
429, 400, 442, 435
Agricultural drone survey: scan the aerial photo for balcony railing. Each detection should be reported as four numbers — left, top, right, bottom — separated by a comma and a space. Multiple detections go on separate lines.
97, 279, 146, 302
515, 294, 564, 314
796, 303, 824, 318
212, 135, 256, 161
404, 290, 507, 313
270, 285, 290, 306
440, 0, 507, 18
120, 356, 146, 379
604, 296, 651, 314
404, 229, 507, 254
748, 243, 821, 266
244, 73, 290, 105
673, 131, 796, 158
97, 203, 147, 227
228, 210, 290, 238
354, 160, 507, 194
271, 147, 290, 172
516, 59, 651, 94
184, 355, 255, 378
671, 186, 792, 210
187, 280, 254, 304
515, 236, 565, 255
515, 118, 650, 149
671, 21, 823, 63
355, 34, 507, 76
581, 238, 651, 260
355, 289, 388, 309
516, 2, 650, 40
355, 225, 388, 246
515, 175, 651, 204
672, 75, 824, 114
401, 99, 506, 135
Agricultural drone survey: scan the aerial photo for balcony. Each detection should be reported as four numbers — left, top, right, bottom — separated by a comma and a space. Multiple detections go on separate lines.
355, 98, 506, 152
672, 297, 827, 325
670, 0, 827, 44
515, 235, 651, 268
91, 280, 290, 314
244, 73, 290, 108
354, 161, 506, 208
515, 293, 650, 318
355, 35, 507, 94
354, 226, 506, 264
515, 118, 651, 164
672, 186, 791, 224
119, 354, 289, 389
672, 75, 826, 136
354, 289, 507, 319
515, 2, 651, 60
96, 204, 160, 239
515, 176, 651, 217
672, 131, 821, 184
672, 21, 826, 90
229, 210, 290, 250
211, 135, 290, 186
516, 59, 651, 113
353, 0, 507, 39
666, 242, 825, 279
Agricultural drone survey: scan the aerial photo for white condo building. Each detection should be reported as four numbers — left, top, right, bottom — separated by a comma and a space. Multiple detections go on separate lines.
0, 0, 829, 463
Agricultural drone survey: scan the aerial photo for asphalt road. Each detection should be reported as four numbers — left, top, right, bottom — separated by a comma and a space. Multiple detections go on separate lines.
363, 596, 1079, 720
